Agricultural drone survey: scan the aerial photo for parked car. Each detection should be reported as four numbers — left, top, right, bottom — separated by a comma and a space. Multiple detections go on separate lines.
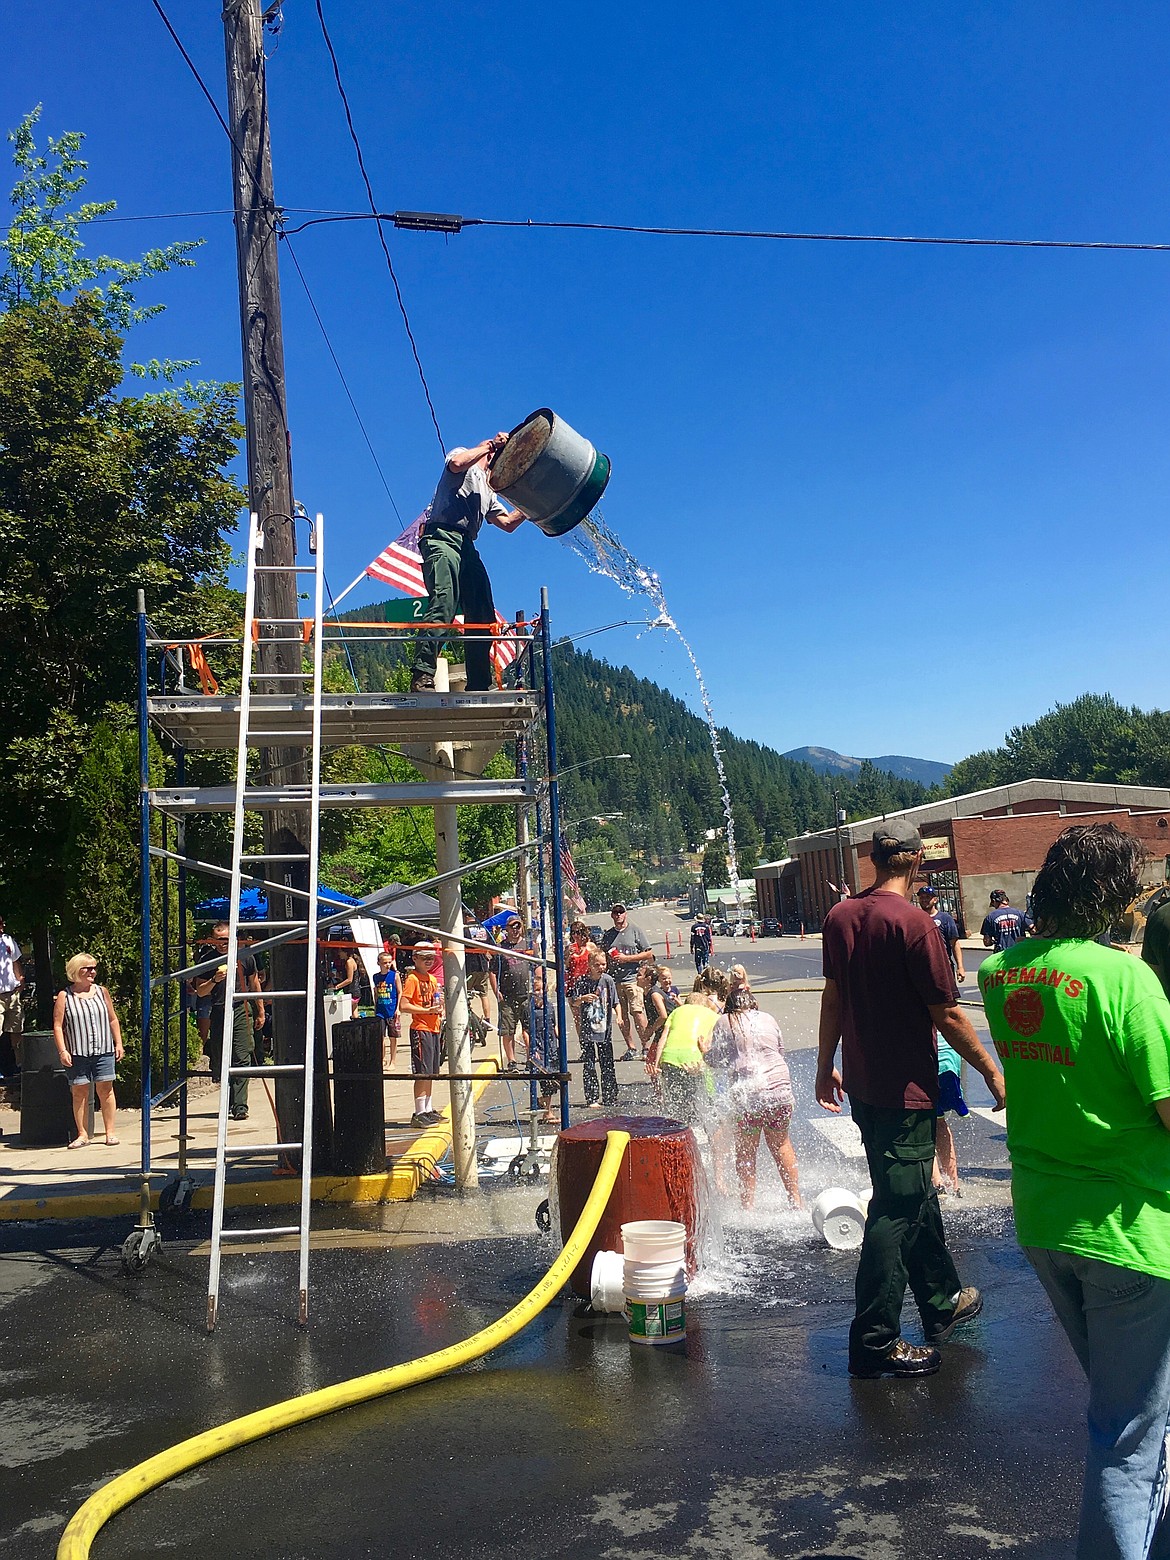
761, 918, 781, 937
712, 919, 732, 937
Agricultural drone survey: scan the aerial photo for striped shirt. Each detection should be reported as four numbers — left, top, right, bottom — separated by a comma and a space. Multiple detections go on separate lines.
62, 986, 115, 1057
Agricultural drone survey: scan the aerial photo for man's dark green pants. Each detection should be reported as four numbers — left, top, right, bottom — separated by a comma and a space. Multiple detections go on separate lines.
848, 1098, 961, 1369
414, 526, 496, 691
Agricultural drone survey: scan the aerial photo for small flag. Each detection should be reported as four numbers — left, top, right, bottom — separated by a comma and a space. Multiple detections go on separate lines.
364, 513, 522, 674
559, 833, 587, 916
366, 512, 427, 597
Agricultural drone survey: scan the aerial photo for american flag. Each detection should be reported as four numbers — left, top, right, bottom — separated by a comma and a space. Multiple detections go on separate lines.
364, 512, 521, 673
559, 832, 587, 916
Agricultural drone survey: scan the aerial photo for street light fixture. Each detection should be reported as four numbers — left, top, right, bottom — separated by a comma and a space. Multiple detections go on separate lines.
549, 754, 631, 784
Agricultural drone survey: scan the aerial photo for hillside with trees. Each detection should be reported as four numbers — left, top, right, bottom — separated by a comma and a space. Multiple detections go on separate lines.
945, 693, 1170, 796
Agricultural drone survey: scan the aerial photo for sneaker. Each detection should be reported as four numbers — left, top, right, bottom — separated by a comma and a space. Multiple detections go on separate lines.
410, 1112, 431, 1128
926, 1286, 984, 1344
409, 670, 435, 693
849, 1339, 942, 1379
422, 1110, 444, 1124
229, 1106, 249, 1121
621, 1050, 638, 1062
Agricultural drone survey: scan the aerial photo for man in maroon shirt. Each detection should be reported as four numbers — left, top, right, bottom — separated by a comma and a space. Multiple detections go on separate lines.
816, 819, 1005, 1378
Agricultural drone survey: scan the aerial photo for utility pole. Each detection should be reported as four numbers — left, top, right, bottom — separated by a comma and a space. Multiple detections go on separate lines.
832, 789, 847, 897
223, 0, 321, 1159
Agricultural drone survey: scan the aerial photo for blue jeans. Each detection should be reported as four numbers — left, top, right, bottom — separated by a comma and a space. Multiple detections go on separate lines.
1025, 1246, 1170, 1560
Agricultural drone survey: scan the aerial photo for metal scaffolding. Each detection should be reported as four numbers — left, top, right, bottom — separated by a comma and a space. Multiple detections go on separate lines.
136, 514, 570, 1322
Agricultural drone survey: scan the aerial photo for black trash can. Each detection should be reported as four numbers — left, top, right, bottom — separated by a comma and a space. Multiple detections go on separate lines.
19, 1030, 94, 1146
331, 1017, 386, 1175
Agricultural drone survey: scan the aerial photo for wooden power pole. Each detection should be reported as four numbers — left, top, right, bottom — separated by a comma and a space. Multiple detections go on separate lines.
223, 0, 326, 1162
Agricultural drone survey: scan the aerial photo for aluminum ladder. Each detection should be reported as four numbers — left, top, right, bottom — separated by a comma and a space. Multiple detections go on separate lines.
206, 512, 325, 1331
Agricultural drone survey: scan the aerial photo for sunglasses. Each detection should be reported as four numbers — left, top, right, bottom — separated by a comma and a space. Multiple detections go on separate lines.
79, 965, 98, 973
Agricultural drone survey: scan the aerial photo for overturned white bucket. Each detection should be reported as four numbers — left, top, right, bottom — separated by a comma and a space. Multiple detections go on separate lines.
590, 1249, 626, 1314
810, 1187, 869, 1250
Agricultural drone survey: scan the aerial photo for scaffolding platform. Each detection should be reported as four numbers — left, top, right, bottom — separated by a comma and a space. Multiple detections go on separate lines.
147, 689, 539, 751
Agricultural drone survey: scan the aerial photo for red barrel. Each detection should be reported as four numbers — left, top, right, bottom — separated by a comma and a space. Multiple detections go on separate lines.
556, 1115, 703, 1298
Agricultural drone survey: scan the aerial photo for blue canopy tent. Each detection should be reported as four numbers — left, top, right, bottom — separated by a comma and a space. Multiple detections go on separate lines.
192, 884, 362, 923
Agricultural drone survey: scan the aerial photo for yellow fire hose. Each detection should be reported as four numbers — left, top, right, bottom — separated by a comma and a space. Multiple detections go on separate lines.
58, 1128, 631, 1560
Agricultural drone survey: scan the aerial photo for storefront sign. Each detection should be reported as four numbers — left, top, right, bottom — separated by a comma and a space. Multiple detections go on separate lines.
921, 836, 952, 862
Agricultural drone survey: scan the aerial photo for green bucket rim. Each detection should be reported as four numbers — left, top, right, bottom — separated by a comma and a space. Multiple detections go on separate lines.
533, 451, 611, 537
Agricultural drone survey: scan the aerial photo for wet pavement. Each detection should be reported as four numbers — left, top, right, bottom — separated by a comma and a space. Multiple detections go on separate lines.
0, 1038, 1082, 1560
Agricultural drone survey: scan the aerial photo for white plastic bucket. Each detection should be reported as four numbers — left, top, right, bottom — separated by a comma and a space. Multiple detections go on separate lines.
590, 1250, 626, 1314
623, 1259, 686, 1295
810, 1187, 869, 1250
620, 1220, 687, 1262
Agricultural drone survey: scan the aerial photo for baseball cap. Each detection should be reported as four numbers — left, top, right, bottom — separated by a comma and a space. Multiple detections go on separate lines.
610, 902, 627, 914
871, 821, 924, 856
915, 884, 937, 898
413, 941, 438, 957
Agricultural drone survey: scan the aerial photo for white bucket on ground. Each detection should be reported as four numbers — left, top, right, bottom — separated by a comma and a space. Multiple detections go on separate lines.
620, 1222, 689, 1345
810, 1187, 869, 1250
620, 1220, 687, 1262
590, 1250, 626, 1314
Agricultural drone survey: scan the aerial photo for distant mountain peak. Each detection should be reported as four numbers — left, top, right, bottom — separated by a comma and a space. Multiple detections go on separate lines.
783, 746, 952, 788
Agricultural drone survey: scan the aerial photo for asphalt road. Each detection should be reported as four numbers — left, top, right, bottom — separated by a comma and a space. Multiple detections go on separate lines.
0, 905, 1066, 1560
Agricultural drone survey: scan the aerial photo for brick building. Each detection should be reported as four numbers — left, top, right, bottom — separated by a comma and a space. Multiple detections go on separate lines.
779, 780, 1170, 934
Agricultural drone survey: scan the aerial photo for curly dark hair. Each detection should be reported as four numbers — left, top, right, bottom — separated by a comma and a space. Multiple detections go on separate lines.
1029, 823, 1146, 939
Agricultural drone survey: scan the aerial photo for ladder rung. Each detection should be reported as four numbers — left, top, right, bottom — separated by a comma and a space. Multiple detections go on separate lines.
228, 1063, 305, 1076
255, 618, 309, 625
224, 1141, 304, 1154
247, 637, 310, 644
240, 852, 309, 861
220, 1225, 302, 1240
246, 732, 314, 741
234, 919, 311, 929
253, 565, 318, 573
231, 989, 308, 1000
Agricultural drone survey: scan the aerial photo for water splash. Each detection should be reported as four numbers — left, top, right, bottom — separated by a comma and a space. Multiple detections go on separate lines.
563, 512, 742, 904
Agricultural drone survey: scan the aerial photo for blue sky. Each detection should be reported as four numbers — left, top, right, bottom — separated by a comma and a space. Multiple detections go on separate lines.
7, 2, 1170, 766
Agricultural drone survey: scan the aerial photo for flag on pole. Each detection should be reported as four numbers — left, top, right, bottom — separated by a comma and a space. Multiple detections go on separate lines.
363, 514, 522, 673
366, 512, 427, 597
559, 832, 587, 916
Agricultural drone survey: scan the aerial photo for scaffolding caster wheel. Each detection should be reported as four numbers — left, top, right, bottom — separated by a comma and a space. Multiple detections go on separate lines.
535, 1198, 551, 1234
121, 1225, 162, 1273
509, 1153, 542, 1183
159, 1175, 196, 1216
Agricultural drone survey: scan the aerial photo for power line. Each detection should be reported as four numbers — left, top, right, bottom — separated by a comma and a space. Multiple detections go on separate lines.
282, 237, 403, 524
148, 0, 237, 147
312, 0, 446, 452
282, 207, 1170, 254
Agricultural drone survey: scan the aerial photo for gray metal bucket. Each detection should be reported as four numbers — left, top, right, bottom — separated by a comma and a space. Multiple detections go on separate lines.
489, 408, 610, 537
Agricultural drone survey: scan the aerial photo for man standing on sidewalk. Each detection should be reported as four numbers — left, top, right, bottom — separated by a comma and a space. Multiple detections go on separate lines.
0, 914, 25, 1090
816, 821, 1006, 1379
982, 889, 1033, 952
602, 903, 655, 1060
410, 433, 527, 693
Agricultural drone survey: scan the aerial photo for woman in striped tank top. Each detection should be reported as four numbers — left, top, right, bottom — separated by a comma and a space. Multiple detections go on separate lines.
52, 952, 123, 1149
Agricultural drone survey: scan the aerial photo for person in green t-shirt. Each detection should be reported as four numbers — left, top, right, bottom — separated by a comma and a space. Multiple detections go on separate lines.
980, 822, 1170, 1560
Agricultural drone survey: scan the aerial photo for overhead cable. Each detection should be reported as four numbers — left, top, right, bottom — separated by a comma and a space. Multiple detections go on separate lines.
282, 207, 1170, 254
313, 0, 446, 452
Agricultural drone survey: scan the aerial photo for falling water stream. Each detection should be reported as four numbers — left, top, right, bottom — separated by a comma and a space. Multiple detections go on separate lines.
562, 512, 742, 904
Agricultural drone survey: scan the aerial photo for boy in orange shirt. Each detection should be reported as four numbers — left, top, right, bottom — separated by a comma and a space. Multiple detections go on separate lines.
400, 943, 445, 1127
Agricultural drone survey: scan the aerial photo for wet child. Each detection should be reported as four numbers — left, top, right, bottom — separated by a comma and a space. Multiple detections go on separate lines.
399, 942, 444, 1128
571, 948, 619, 1110
529, 965, 560, 1123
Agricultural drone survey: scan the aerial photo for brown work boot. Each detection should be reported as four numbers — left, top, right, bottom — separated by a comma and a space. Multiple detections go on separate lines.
926, 1286, 984, 1343
409, 669, 435, 693
849, 1338, 942, 1378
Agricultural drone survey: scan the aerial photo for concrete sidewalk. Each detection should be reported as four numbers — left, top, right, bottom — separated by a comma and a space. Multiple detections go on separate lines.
0, 1058, 506, 1222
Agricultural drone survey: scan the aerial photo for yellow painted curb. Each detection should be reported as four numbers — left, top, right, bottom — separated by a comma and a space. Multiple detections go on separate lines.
0, 1061, 502, 1224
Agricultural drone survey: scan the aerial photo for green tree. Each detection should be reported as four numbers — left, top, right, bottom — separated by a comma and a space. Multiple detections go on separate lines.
702, 841, 730, 888
0, 112, 243, 1055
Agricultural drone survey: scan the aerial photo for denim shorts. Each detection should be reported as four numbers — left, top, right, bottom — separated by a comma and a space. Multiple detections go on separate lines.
937, 1069, 969, 1117
67, 1052, 116, 1085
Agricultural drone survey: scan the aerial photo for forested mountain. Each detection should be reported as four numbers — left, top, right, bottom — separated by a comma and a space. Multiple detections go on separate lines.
552, 648, 930, 872
326, 607, 932, 893
945, 693, 1170, 796
784, 746, 952, 788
